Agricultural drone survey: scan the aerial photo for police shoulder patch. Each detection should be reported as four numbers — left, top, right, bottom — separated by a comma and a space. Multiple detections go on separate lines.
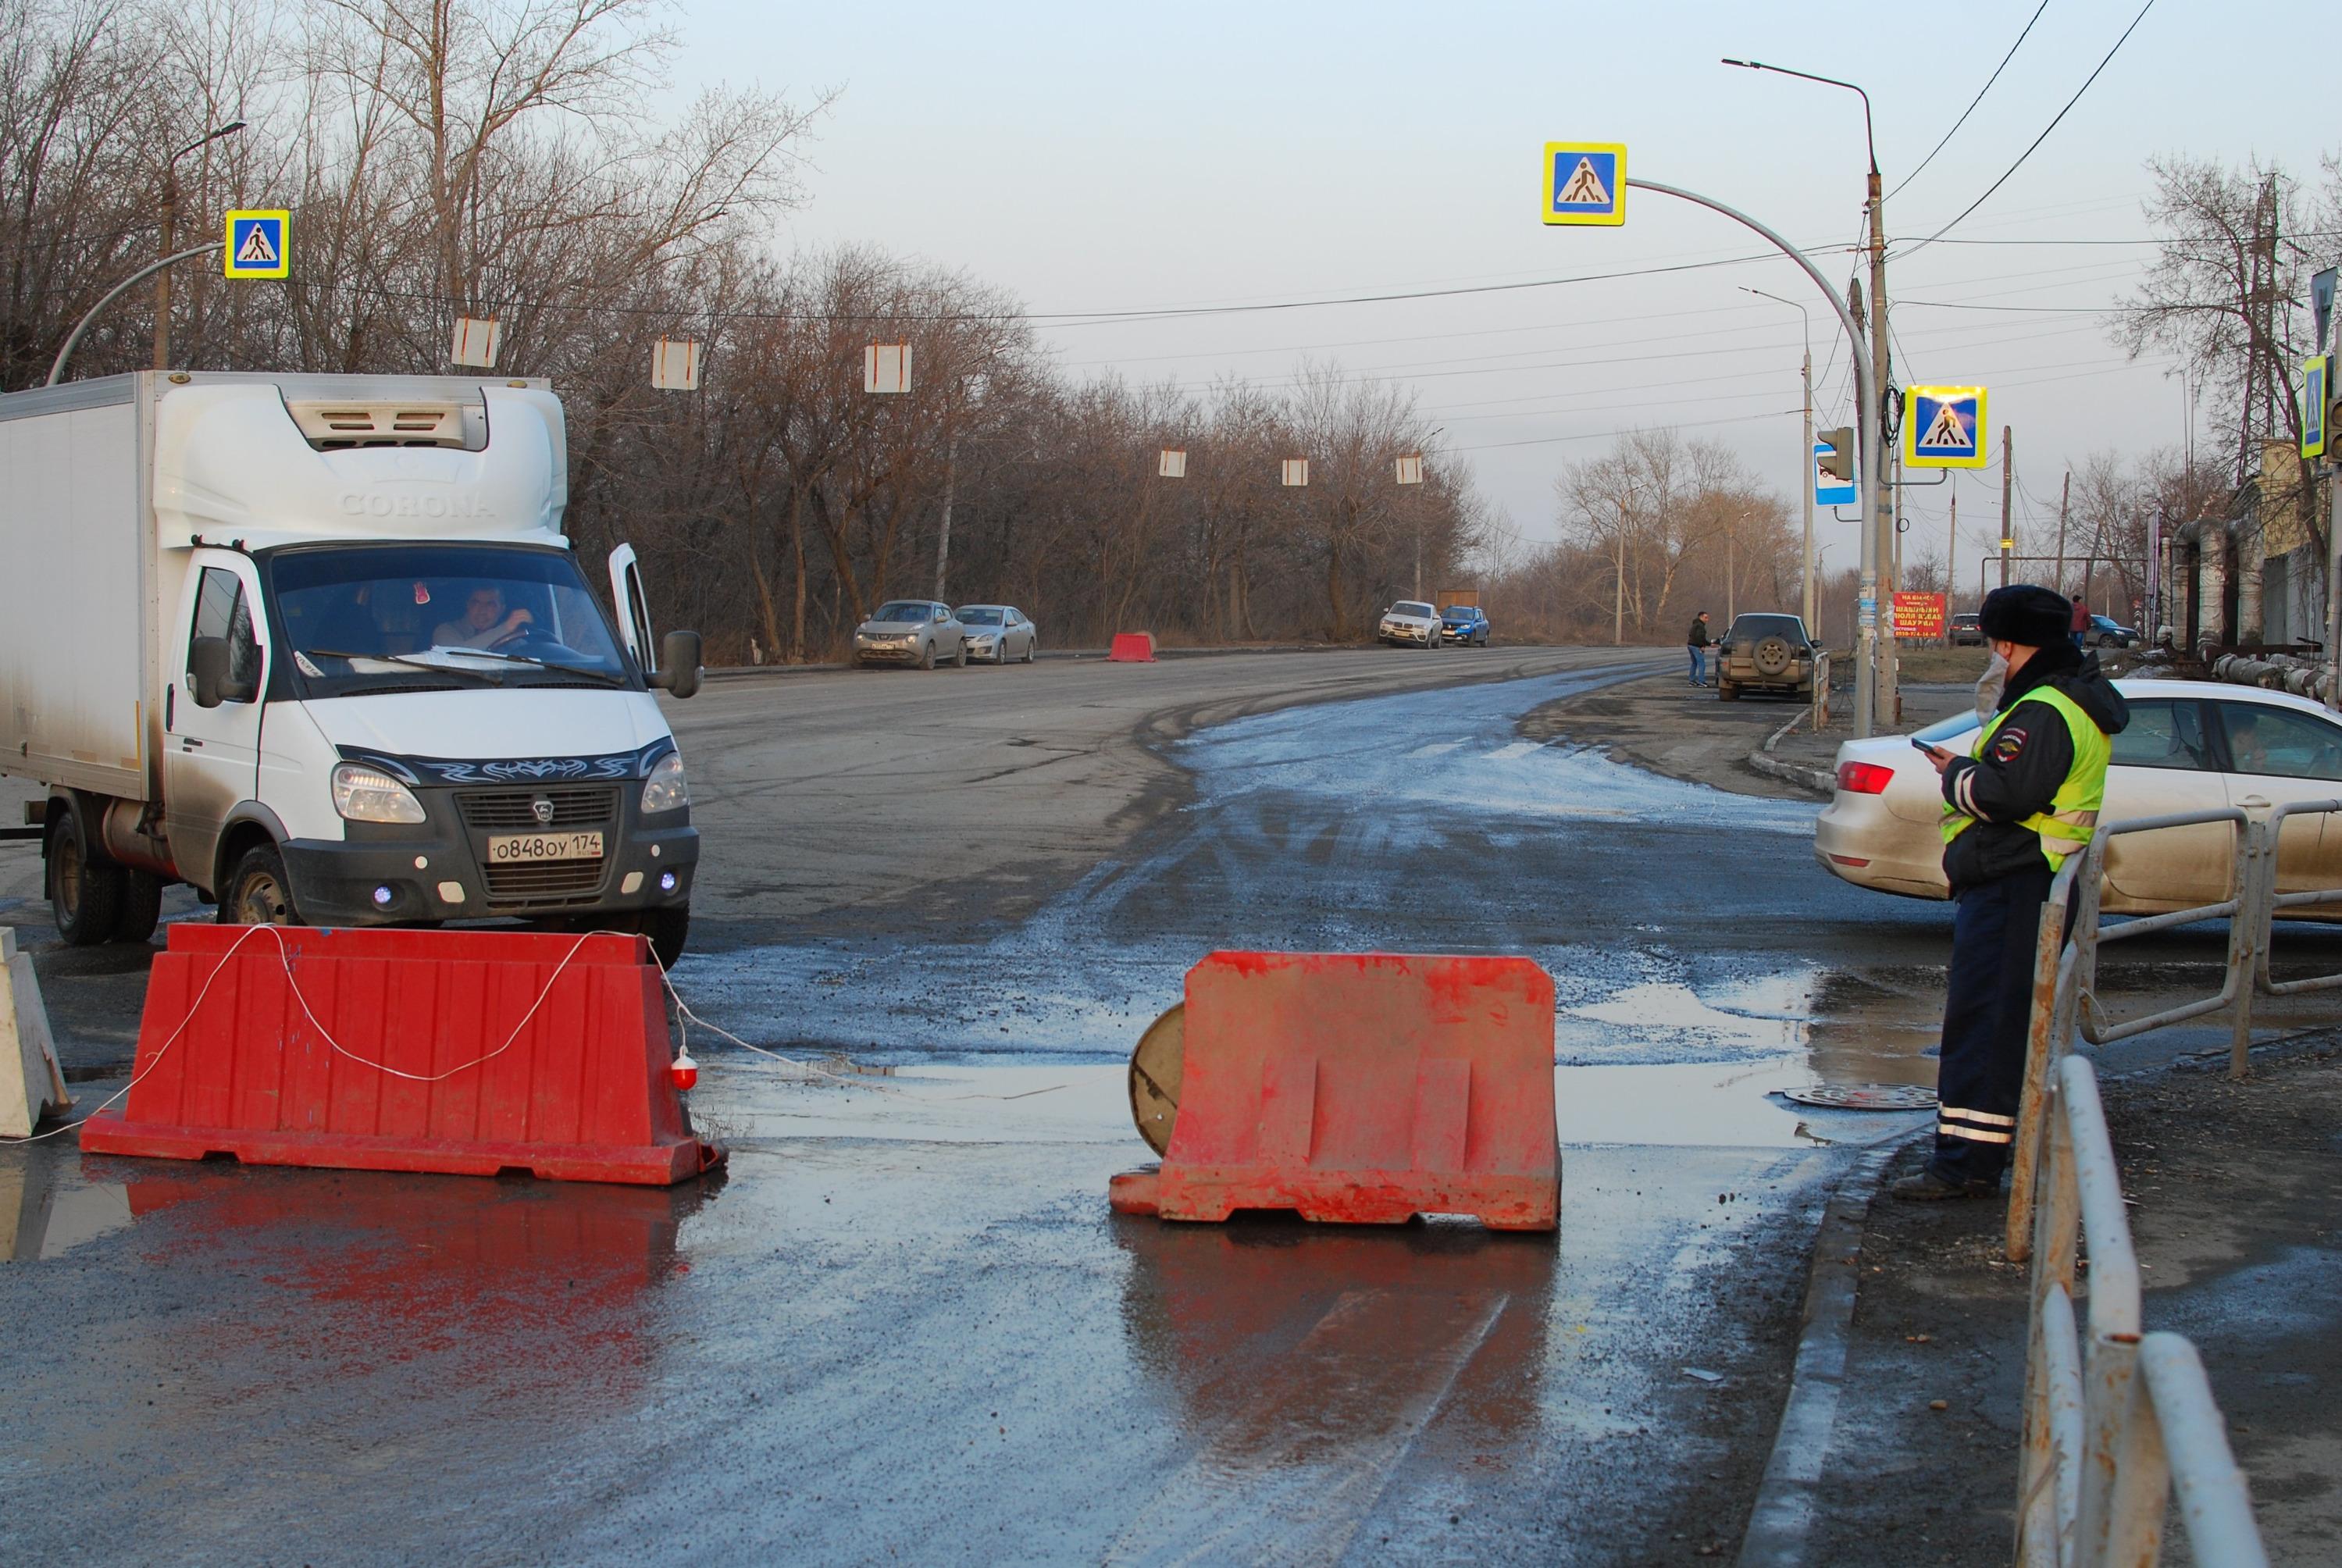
1991, 727, 2029, 763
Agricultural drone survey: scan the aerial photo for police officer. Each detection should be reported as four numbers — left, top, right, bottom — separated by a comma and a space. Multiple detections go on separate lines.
1895, 584, 2129, 1200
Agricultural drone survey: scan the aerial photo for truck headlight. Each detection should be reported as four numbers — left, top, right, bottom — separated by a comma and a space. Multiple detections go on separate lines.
331, 763, 426, 824
640, 751, 689, 814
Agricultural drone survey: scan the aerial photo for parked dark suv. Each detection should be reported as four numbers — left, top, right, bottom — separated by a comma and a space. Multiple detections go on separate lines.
1714, 612, 1820, 700
1948, 611, 1985, 647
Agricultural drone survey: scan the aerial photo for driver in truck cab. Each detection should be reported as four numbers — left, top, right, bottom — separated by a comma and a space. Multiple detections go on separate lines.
433, 583, 534, 650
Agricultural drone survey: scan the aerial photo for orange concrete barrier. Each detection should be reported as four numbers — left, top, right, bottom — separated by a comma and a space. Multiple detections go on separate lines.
1107, 632, 1157, 662
1110, 952, 1559, 1229
80, 925, 722, 1185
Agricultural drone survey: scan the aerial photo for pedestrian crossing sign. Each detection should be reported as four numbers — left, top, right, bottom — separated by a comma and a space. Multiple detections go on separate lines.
2305, 356, 2329, 459
1542, 143, 1626, 226
223, 210, 288, 279
1903, 385, 1987, 469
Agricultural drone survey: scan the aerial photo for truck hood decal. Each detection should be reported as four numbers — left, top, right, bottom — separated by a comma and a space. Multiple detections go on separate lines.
306, 689, 675, 780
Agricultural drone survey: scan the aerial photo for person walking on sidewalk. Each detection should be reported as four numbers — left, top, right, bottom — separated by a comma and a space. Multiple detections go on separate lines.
1685, 611, 1713, 687
1897, 584, 2128, 1201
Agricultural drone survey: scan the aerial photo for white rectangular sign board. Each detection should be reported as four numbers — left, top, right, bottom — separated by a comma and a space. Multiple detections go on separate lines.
652, 337, 703, 392
450, 316, 501, 369
864, 343, 911, 394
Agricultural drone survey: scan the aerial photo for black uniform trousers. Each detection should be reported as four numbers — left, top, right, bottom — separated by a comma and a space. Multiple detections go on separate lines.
1930, 861, 2055, 1186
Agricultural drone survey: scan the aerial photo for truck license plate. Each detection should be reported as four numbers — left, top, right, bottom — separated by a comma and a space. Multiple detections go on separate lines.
486, 831, 604, 864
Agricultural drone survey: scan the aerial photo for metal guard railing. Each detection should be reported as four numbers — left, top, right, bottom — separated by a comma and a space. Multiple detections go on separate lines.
1995, 802, 2342, 1566
2016, 1056, 2266, 1567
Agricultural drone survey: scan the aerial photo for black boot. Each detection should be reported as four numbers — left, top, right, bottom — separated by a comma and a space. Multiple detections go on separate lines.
1888, 1167, 1997, 1202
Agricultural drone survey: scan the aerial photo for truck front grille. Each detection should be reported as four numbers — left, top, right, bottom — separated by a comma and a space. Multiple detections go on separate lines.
455, 786, 618, 830
481, 857, 609, 904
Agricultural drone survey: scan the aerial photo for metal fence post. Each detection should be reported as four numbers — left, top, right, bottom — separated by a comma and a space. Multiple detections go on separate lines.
2227, 818, 2263, 1081
2008, 861, 2080, 1263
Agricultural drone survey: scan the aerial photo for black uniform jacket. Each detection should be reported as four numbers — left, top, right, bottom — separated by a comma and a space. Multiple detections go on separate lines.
1939, 645, 2130, 892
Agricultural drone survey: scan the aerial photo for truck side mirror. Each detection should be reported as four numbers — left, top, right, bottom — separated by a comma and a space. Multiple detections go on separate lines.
190, 637, 238, 707
649, 629, 702, 700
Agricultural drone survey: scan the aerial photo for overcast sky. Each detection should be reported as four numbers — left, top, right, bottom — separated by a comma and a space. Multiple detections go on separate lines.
667, 1, 2331, 594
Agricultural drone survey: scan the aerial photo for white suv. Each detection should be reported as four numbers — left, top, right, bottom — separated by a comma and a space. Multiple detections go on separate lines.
1378, 600, 1442, 648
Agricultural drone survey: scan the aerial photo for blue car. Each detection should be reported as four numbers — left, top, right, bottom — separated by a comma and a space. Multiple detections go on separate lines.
2087, 614, 2137, 648
1440, 605, 1490, 646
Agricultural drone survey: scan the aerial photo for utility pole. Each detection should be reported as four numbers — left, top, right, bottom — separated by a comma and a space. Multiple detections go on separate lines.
2052, 470, 2071, 597
2000, 426, 2015, 589
1613, 527, 1626, 646
1948, 490, 1958, 643
1726, 515, 1737, 622
1869, 160, 1898, 726
1800, 344, 1815, 629
932, 421, 957, 601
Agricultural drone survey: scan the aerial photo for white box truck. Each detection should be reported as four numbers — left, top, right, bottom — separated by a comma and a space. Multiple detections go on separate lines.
0, 371, 703, 963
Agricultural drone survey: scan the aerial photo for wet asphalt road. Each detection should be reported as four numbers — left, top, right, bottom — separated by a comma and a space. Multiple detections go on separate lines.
1, 647, 2319, 1563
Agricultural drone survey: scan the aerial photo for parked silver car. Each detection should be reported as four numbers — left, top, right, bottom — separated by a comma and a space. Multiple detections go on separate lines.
853, 600, 967, 668
1815, 679, 2342, 917
955, 604, 1038, 664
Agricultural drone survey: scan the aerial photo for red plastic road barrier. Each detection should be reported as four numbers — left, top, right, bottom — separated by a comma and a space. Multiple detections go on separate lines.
1107, 632, 1157, 662
80, 925, 722, 1185
1110, 952, 1559, 1229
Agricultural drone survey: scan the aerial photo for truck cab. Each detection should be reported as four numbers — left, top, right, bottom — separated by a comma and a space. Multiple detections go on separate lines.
3, 373, 702, 964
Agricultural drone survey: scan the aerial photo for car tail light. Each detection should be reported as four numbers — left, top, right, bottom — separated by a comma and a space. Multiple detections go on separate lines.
1836, 761, 1895, 795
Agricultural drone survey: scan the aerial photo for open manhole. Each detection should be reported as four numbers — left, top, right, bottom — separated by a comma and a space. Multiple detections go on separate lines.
1780, 1083, 1939, 1112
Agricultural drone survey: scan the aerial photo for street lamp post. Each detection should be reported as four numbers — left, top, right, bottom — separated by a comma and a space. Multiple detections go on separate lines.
1724, 58, 1896, 726
154, 120, 246, 371
1623, 176, 1884, 736
1741, 285, 1816, 632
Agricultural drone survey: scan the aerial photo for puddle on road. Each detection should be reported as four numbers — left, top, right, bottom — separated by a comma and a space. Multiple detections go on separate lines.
0, 1149, 134, 1261
699, 1051, 1923, 1155
665, 661, 1952, 1149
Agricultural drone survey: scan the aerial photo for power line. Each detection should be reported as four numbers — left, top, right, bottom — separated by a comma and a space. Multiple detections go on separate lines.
1898, 0, 2158, 262
1884, 0, 2052, 202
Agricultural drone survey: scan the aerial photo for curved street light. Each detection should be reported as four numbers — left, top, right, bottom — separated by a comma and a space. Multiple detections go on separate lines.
155, 119, 248, 369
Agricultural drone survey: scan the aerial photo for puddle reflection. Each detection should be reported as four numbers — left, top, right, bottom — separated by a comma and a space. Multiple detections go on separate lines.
48, 1157, 720, 1408
1114, 1217, 1555, 1441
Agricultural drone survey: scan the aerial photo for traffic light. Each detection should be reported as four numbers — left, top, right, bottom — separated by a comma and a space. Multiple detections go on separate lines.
1816, 426, 1855, 482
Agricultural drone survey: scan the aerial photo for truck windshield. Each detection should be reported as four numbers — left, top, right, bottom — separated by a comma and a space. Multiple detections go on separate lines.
266, 543, 638, 696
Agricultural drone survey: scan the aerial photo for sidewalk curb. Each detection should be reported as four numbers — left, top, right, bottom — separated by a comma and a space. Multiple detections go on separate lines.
1747, 710, 1834, 796
1734, 1144, 1901, 1568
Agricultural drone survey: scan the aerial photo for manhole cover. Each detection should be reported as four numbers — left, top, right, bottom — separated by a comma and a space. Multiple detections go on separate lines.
1781, 1083, 1939, 1111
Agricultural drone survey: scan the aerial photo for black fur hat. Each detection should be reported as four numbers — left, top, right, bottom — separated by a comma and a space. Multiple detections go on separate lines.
1979, 583, 2071, 648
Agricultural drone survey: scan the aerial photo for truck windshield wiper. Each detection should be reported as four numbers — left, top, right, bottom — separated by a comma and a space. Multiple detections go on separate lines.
426, 647, 627, 688
300, 648, 508, 685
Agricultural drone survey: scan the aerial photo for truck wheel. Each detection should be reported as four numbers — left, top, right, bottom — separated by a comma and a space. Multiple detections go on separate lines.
112, 870, 164, 945
46, 811, 125, 948
219, 844, 299, 927
640, 905, 690, 970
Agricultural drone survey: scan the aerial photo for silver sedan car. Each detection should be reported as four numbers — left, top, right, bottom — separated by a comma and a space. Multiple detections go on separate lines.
1815, 678, 2342, 917
852, 600, 968, 668
954, 604, 1038, 664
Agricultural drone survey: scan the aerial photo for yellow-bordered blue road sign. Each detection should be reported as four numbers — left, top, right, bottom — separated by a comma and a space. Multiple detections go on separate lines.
2305, 357, 2330, 458
224, 210, 288, 279
1904, 385, 1987, 469
1543, 143, 1625, 226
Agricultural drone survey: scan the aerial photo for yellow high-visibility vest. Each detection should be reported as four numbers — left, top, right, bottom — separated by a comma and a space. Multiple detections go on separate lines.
1940, 686, 2111, 873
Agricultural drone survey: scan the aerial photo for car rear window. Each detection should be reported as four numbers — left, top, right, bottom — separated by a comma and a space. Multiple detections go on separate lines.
1729, 615, 1806, 640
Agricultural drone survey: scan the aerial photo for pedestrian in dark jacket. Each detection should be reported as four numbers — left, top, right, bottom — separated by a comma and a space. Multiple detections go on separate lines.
1896, 584, 2128, 1200
1686, 611, 1712, 687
